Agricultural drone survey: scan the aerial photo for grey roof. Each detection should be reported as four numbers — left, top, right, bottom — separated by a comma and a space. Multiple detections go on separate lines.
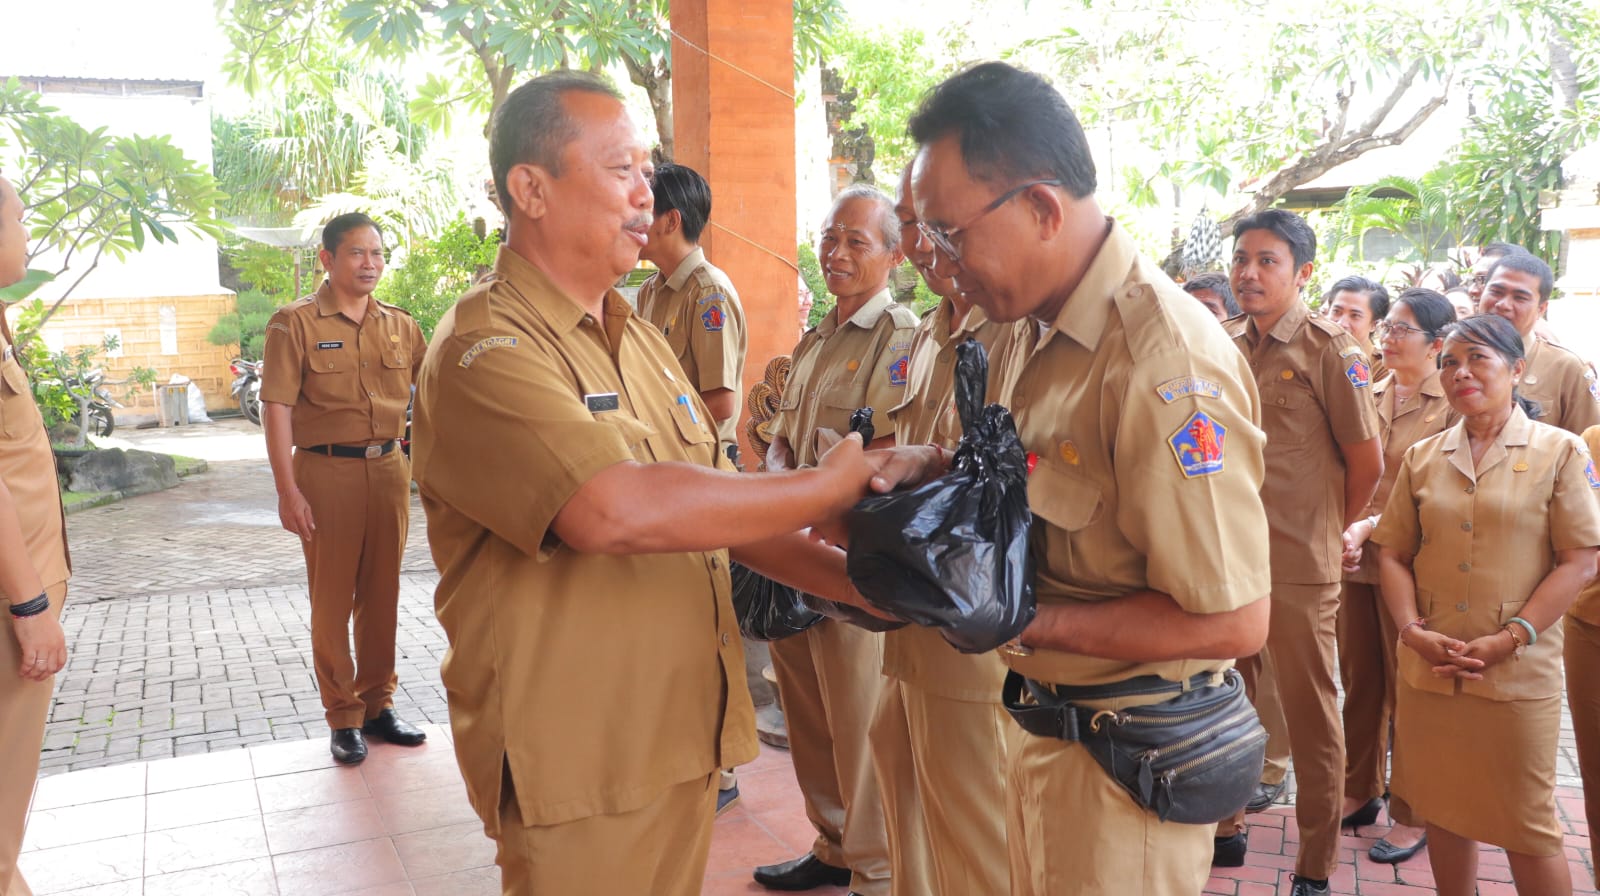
5, 0, 217, 84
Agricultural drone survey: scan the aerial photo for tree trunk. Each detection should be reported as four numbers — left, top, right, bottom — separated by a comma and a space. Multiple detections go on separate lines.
626, 56, 674, 163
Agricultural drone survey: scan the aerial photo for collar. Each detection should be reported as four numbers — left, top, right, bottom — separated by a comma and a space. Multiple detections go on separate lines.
1041, 217, 1132, 352
1440, 405, 1533, 481
930, 298, 990, 347
1374, 370, 1446, 399
664, 246, 706, 291
492, 246, 622, 336
817, 288, 893, 337
313, 280, 385, 320
1247, 298, 1308, 344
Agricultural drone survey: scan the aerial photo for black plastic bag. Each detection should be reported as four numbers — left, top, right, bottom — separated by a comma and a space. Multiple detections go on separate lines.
730, 562, 823, 641
843, 338, 1036, 653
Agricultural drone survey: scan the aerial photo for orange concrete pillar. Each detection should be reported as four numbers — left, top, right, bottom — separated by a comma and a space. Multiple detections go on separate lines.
670, 0, 797, 468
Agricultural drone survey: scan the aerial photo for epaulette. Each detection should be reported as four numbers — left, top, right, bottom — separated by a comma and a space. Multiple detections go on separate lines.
885, 302, 921, 328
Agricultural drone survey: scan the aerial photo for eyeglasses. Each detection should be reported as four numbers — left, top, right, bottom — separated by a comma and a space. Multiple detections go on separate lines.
1376, 320, 1424, 340
1469, 272, 1489, 287
917, 179, 1062, 263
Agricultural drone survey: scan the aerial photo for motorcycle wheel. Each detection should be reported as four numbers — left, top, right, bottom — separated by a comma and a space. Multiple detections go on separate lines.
241, 388, 262, 426
90, 405, 115, 437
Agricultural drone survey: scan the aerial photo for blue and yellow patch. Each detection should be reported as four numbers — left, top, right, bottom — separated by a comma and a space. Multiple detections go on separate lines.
701, 304, 726, 332
1586, 457, 1599, 490
1346, 358, 1371, 388
1155, 375, 1222, 403
459, 335, 518, 368
887, 354, 909, 386
1168, 410, 1227, 479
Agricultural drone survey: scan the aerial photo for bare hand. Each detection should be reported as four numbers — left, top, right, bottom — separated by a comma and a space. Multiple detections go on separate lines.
14, 613, 67, 681
1340, 519, 1373, 574
1436, 631, 1517, 679
278, 489, 315, 541
867, 445, 947, 495
765, 436, 794, 473
1402, 627, 1471, 670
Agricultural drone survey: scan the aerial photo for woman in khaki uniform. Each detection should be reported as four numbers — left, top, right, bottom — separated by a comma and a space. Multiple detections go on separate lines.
1373, 313, 1600, 896
1565, 421, 1600, 887
1335, 288, 1458, 864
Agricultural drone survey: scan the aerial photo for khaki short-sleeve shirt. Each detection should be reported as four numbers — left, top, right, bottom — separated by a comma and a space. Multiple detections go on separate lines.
995, 222, 1271, 688
882, 299, 1019, 700
412, 247, 754, 834
767, 289, 919, 466
1372, 408, 1600, 701
1226, 301, 1381, 584
1521, 337, 1600, 436
1348, 371, 1458, 584
636, 247, 748, 449
0, 320, 70, 591
260, 281, 426, 447
1569, 424, 1600, 622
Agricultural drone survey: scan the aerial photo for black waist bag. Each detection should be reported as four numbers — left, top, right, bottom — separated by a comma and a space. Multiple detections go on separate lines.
1002, 668, 1266, 824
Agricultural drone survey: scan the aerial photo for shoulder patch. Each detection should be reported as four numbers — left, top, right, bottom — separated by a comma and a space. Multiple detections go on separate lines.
1168, 410, 1227, 478
267, 321, 290, 334
700, 301, 726, 332
459, 336, 519, 368
1346, 358, 1372, 388
1586, 456, 1599, 490
1338, 345, 1365, 359
887, 354, 909, 386
1156, 375, 1222, 403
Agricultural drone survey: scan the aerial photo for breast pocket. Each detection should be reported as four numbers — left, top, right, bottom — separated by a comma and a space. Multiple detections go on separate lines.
1026, 457, 1105, 586
305, 352, 357, 403
0, 360, 45, 439
1261, 384, 1314, 447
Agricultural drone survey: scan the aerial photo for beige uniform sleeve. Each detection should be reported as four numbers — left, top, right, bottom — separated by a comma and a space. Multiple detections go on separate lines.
1550, 438, 1600, 551
862, 320, 917, 426
259, 309, 304, 405
1322, 333, 1381, 446
1560, 367, 1600, 434
686, 285, 746, 395
409, 317, 429, 380
1370, 445, 1422, 555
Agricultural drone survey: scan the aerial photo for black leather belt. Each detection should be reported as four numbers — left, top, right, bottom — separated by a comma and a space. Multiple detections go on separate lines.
1002, 670, 1218, 742
302, 440, 397, 459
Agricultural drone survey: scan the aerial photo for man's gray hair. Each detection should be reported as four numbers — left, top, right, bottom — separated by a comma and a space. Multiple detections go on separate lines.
829, 183, 899, 251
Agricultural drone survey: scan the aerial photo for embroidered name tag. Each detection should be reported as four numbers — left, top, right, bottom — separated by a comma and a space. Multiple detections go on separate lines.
1155, 375, 1222, 403
585, 392, 620, 413
317, 341, 343, 350
458, 336, 518, 368
1168, 411, 1227, 478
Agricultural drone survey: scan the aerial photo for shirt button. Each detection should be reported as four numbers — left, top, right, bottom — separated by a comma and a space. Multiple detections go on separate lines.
1461, 521, 1472, 532
1458, 562, 1470, 572
368, 391, 375, 397
1456, 601, 1469, 611
710, 557, 720, 570
1276, 397, 1286, 406
1465, 485, 1475, 494
720, 632, 730, 646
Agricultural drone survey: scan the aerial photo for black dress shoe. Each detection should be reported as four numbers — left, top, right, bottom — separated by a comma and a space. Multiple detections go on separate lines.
753, 854, 851, 891
362, 708, 427, 746
1341, 796, 1383, 829
1289, 876, 1329, 896
1212, 831, 1248, 867
1369, 832, 1427, 864
330, 728, 367, 764
1246, 779, 1286, 813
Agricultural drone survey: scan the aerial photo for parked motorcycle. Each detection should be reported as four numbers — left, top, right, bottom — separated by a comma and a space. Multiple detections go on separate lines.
72, 368, 122, 437
230, 358, 263, 425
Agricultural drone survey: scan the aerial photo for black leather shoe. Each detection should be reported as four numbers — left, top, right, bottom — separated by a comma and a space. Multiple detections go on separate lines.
362, 709, 427, 746
1341, 796, 1383, 829
330, 728, 367, 764
753, 854, 851, 891
1289, 876, 1330, 896
1246, 779, 1286, 813
1212, 831, 1248, 867
1369, 832, 1427, 864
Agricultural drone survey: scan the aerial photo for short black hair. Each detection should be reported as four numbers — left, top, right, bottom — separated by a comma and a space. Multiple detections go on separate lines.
1485, 252, 1554, 302
322, 213, 381, 254
907, 61, 1096, 198
490, 71, 622, 211
1392, 287, 1456, 339
651, 163, 712, 243
1444, 313, 1541, 418
1233, 209, 1316, 267
1325, 275, 1390, 321
1182, 272, 1239, 316
1480, 241, 1528, 260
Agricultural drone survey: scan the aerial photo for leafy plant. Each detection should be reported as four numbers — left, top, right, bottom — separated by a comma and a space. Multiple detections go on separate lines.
208, 290, 285, 360
373, 214, 499, 338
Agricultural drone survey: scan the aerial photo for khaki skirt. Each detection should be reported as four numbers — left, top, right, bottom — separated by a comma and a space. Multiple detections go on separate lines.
1392, 681, 1563, 855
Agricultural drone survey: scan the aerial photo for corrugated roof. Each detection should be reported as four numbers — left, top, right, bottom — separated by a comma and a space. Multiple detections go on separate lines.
4, 0, 216, 84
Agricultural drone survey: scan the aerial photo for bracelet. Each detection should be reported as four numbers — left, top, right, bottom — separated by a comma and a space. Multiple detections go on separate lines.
1508, 616, 1538, 646
1398, 617, 1427, 644
1366, 515, 1381, 530
927, 443, 950, 468
8, 593, 49, 619
1502, 624, 1527, 657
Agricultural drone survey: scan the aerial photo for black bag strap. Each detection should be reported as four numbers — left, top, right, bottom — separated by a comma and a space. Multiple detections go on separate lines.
1002, 670, 1087, 742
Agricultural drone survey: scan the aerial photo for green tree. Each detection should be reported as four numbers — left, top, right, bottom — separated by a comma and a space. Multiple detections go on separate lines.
0, 80, 225, 325
825, 27, 948, 184
207, 290, 283, 360
374, 214, 499, 338
1325, 168, 1476, 266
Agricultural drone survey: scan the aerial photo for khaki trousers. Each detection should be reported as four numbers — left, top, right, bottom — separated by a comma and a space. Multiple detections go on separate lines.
1566, 614, 1600, 883
0, 581, 66, 896
1254, 647, 1291, 787
1006, 717, 1212, 896
869, 679, 1009, 896
1338, 580, 1416, 825
769, 619, 890, 895
495, 765, 716, 895
293, 449, 410, 730
1221, 581, 1344, 879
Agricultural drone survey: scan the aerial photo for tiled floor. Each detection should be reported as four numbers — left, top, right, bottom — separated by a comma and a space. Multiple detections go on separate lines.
18, 728, 1600, 895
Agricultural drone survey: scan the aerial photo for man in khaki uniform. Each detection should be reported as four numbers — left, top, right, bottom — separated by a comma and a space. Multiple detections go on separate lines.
757, 184, 918, 896
1477, 252, 1600, 435
411, 71, 885, 895
1565, 423, 1600, 886
1216, 209, 1384, 896
0, 174, 71, 896
902, 63, 1272, 896
636, 162, 747, 456
262, 212, 430, 765
864, 165, 1013, 896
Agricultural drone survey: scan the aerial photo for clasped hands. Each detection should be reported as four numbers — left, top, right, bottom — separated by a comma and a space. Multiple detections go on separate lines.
1401, 623, 1517, 680
810, 434, 949, 549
